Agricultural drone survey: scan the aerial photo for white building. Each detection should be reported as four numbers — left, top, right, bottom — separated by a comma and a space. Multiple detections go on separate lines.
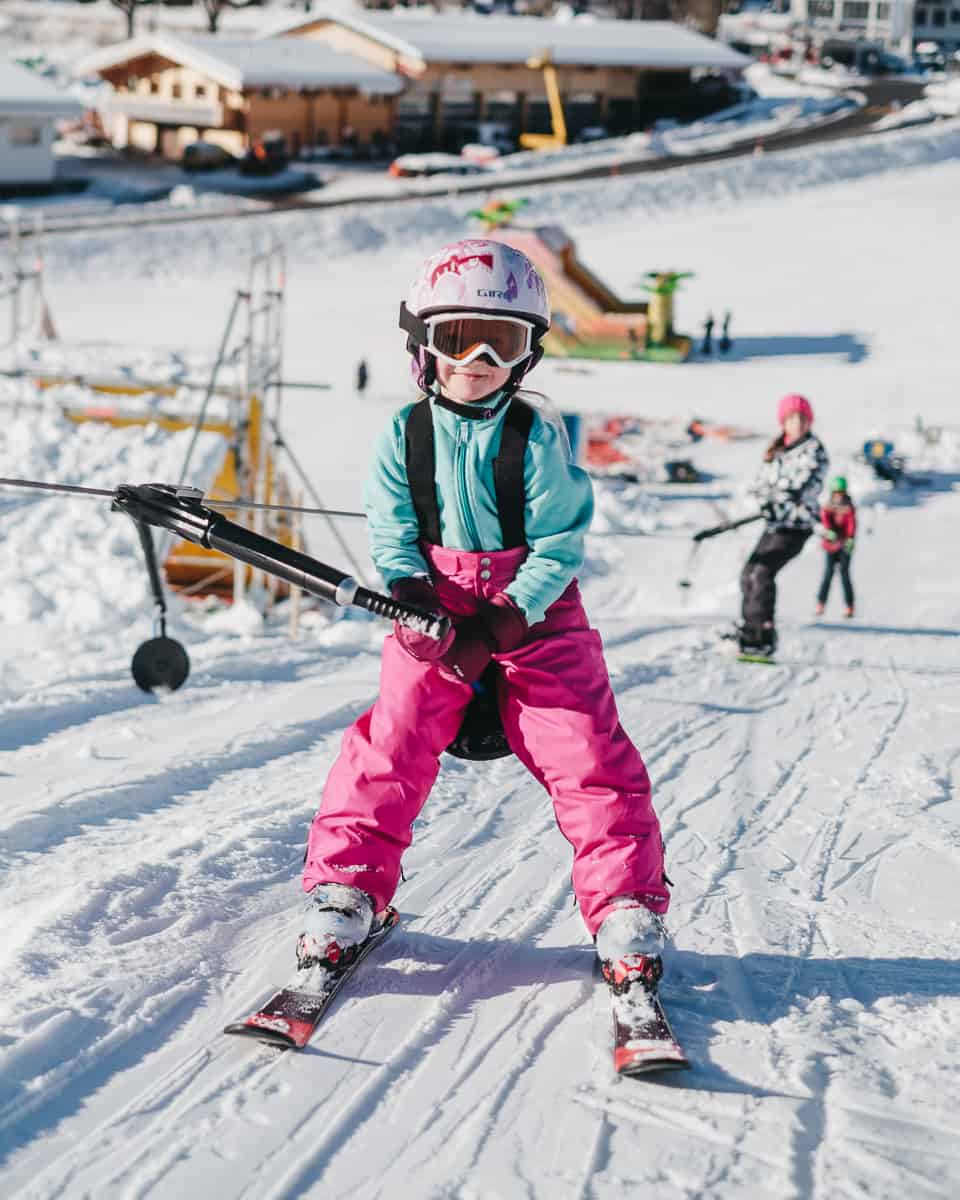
789, 0, 960, 57
911, 1, 960, 53
0, 62, 82, 187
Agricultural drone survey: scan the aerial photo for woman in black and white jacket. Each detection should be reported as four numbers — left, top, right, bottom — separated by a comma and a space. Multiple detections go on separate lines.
739, 394, 829, 655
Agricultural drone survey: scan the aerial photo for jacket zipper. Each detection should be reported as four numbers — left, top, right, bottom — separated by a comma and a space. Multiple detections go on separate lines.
455, 423, 482, 549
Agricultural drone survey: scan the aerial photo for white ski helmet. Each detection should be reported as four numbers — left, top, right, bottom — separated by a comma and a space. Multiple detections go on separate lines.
406, 239, 550, 325
400, 239, 550, 389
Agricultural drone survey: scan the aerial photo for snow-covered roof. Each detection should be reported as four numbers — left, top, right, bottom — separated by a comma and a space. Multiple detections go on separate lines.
73, 33, 405, 95
278, 12, 752, 72
0, 60, 83, 117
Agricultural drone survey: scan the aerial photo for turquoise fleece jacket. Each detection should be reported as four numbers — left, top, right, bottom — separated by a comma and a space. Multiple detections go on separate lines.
364, 396, 594, 624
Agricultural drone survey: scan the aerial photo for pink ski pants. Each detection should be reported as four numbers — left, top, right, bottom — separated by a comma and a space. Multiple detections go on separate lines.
303, 544, 668, 935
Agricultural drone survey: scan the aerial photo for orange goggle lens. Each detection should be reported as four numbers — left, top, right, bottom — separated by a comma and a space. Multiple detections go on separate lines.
427, 316, 533, 368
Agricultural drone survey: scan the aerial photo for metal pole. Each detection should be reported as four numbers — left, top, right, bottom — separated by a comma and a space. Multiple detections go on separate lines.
270, 418, 369, 584
8, 211, 20, 346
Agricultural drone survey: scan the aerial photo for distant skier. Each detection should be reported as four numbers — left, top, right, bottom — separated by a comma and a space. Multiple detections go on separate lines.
815, 476, 856, 618
736, 393, 829, 657
356, 358, 369, 395
298, 239, 670, 989
701, 312, 714, 356
719, 310, 732, 355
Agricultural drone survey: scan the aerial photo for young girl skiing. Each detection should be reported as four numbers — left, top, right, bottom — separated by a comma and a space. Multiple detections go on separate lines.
738, 393, 828, 656
816, 476, 856, 618
298, 239, 669, 981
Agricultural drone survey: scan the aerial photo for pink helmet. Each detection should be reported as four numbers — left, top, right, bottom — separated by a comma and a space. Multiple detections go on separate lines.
777, 393, 814, 425
405, 239, 550, 326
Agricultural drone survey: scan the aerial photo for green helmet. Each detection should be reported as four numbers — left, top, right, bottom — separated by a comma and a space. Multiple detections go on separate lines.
830, 475, 848, 493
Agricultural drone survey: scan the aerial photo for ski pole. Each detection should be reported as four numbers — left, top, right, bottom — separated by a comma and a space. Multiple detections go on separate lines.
691, 512, 764, 542
111, 483, 450, 639
678, 512, 764, 589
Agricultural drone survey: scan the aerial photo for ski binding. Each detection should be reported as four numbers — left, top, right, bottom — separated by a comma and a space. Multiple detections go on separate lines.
602, 954, 690, 1077
224, 906, 400, 1050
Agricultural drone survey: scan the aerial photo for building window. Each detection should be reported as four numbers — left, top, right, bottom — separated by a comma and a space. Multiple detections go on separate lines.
195, 83, 207, 98
150, 79, 160, 94
951, 6, 960, 19
172, 83, 182, 99
810, 0, 834, 16
9, 123, 42, 146
841, 1, 869, 18
932, 6, 946, 23
915, 5, 928, 18
877, 1, 891, 16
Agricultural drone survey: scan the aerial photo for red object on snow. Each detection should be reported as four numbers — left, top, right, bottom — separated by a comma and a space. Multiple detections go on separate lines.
821, 501, 856, 551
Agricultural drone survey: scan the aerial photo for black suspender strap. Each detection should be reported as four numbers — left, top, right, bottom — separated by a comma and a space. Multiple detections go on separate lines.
493, 399, 534, 549
404, 395, 534, 550
404, 398, 441, 547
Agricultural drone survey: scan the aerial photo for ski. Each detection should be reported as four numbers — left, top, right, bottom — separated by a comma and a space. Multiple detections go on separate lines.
224, 906, 400, 1050
737, 652, 776, 665
602, 954, 690, 1077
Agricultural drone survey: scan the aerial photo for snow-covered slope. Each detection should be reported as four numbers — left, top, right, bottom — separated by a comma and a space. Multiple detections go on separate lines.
0, 131, 958, 1198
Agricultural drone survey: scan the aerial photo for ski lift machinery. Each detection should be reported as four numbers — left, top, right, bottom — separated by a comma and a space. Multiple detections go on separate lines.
0, 225, 356, 694
520, 51, 568, 151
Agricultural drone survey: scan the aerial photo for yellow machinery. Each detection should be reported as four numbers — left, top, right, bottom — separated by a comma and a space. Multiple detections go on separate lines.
2, 228, 367, 608
36, 378, 293, 600
520, 52, 567, 151
7, 239, 298, 601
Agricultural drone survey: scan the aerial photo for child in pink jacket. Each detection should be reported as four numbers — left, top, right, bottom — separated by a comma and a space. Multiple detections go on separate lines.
297, 240, 670, 977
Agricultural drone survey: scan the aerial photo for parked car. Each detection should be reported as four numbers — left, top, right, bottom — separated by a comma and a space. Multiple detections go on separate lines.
240, 132, 289, 176
575, 126, 610, 143
458, 121, 515, 155
181, 141, 236, 172
388, 153, 491, 178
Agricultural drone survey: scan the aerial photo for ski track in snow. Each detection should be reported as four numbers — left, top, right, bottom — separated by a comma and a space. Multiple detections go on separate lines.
3, 135, 960, 1199
2, 613, 957, 1200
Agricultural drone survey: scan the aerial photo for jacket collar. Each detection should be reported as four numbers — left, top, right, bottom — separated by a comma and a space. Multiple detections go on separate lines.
431, 390, 510, 422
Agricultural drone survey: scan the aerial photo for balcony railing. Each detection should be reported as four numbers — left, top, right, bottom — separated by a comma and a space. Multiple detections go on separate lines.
105, 94, 224, 128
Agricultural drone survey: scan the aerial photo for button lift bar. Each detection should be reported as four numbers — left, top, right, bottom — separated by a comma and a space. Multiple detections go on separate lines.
113, 482, 449, 691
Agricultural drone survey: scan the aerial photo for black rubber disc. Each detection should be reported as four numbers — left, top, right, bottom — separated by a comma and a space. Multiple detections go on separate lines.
131, 636, 190, 694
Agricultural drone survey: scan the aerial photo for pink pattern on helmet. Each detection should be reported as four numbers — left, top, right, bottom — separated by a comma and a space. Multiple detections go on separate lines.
777, 393, 814, 425
407, 239, 550, 327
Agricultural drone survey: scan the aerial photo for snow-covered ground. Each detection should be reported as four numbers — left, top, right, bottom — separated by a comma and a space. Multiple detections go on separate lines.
0, 124, 959, 1198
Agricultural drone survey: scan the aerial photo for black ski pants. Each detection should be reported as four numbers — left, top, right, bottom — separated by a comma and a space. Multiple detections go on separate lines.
740, 527, 811, 634
817, 549, 854, 609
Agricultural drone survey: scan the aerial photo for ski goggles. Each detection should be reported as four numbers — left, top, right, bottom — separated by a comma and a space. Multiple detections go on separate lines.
423, 313, 536, 369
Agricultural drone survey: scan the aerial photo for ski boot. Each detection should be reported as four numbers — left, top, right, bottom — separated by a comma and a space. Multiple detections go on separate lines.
814, 602, 825, 617
843, 606, 854, 619
596, 901, 688, 1075
296, 882, 375, 970
738, 621, 777, 661
597, 904, 666, 1045
596, 900, 667, 989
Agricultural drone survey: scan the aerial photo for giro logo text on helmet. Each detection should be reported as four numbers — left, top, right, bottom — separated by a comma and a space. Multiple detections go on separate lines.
478, 272, 519, 303
430, 252, 495, 288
